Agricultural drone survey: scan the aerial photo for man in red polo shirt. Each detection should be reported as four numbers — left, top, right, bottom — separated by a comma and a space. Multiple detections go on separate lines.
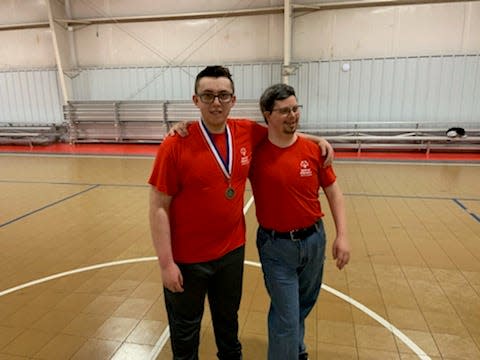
250, 83, 350, 360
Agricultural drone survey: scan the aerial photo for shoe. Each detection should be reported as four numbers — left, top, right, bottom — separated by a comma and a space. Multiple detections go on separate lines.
299, 353, 309, 360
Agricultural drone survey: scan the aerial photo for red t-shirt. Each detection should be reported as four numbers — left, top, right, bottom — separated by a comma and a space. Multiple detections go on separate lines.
149, 119, 266, 263
249, 136, 336, 232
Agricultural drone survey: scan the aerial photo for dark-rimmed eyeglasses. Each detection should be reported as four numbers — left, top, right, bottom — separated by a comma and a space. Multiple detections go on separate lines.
271, 105, 303, 116
196, 92, 234, 104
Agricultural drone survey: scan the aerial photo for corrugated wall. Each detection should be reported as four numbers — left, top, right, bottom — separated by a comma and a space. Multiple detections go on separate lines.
1, 55, 479, 129
0, 69, 62, 125
291, 54, 480, 129
72, 63, 283, 102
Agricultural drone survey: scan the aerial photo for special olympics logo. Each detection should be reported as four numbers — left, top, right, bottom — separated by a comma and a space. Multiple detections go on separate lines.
300, 160, 309, 169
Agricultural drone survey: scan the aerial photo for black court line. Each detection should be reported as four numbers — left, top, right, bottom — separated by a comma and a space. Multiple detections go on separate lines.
0, 179, 148, 188
452, 198, 480, 223
1, 181, 479, 228
0, 185, 100, 228
1, 178, 479, 201
347, 192, 480, 223
340, 192, 480, 202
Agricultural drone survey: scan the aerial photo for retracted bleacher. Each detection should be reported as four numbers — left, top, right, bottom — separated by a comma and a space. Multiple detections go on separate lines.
302, 122, 480, 153
64, 101, 168, 143
63, 100, 263, 143
0, 100, 475, 153
0, 123, 61, 146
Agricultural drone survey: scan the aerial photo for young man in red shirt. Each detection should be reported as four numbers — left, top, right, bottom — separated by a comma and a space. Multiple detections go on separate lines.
250, 83, 350, 360
148, 66, 333, 359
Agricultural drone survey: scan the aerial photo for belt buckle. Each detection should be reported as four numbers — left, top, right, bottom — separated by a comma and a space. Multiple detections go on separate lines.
289, 230, 301, 241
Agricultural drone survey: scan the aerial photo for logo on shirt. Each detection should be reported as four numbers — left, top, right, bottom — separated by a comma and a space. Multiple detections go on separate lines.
300, 160, 312, 177
240, 147, 250, 166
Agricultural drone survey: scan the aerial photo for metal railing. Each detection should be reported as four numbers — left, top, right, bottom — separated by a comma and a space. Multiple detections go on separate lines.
0, 123, 61, 146
302, 122, 480, 153
1, 100, 477, 153
63, 100, 262, 143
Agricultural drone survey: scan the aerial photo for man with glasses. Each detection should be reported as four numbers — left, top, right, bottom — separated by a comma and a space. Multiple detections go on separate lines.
148, 66, 333, 359
250, 83, 350, 360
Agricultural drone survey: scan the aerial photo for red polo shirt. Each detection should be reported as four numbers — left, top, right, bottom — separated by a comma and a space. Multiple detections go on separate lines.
149, 119, 266, 263
249, 136, 336, 232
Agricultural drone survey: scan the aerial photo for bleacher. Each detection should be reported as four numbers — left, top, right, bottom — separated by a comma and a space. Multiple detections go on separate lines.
63, 100, 263, 143
1, 101, 478, 153
302, 123, 480, 153
0, 123, 61, 146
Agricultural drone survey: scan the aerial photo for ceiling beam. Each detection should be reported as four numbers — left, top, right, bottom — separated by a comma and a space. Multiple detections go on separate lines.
0, 22, 49, 31
0, 0, 476, 31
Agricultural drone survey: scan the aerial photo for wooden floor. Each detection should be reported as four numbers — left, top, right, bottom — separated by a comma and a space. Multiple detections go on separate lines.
0, 152, 479, 360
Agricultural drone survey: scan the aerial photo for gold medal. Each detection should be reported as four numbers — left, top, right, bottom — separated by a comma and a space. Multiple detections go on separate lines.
225, 186, 235, 199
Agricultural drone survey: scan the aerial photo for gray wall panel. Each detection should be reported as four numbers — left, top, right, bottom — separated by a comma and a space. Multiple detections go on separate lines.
1, 55, 479, 129
72, 63, 283, 102
294, 54, 480, 129
0, 69, 62, 124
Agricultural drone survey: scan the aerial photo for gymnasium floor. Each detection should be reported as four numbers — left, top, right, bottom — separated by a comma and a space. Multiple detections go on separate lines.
0, 144, 479, 360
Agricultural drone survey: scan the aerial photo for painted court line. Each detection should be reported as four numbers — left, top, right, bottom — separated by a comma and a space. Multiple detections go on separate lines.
150, 326, 170, 359
453, 198, 480, 223
0, 257, 158, 298
0, 185, 99, 228
245, 260, 432, 360
322, 283, 432, 360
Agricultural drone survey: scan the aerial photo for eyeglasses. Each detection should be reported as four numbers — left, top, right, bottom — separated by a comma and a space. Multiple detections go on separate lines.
197, 92, 234, 104
271, 105, 303, 116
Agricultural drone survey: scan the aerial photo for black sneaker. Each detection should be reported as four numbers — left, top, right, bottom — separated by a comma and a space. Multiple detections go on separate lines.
299, 353, 309, 360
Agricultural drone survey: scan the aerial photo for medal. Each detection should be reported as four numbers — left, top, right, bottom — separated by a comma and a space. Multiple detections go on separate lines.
225, 186, 235, 199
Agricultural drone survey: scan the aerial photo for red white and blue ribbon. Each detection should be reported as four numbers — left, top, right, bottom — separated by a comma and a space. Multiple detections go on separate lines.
198, 119, 233, 180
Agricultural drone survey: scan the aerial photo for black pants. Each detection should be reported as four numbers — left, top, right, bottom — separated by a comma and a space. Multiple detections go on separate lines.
164, 246, 244, 360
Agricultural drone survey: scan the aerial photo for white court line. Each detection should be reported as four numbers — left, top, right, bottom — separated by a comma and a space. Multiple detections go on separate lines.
246, 260, 431, 360
0, 195, 431, 360
0, 257, 158, 298
322, 284, 432, 360
149, 325, 170, 359
243, 194, 255, 213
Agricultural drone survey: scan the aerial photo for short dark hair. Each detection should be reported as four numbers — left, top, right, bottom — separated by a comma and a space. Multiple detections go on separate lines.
259, 83, 296, 121
195, 66, 235, 94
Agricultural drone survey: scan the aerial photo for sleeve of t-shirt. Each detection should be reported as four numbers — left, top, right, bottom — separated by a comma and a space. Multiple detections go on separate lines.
319, 165, 337, 189
148, 137, 180, 196
249, 121, 268, 149
314, 141, 336, 188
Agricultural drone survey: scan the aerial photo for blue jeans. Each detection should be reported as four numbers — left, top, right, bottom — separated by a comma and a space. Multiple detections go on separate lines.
256, 220, 326, 360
